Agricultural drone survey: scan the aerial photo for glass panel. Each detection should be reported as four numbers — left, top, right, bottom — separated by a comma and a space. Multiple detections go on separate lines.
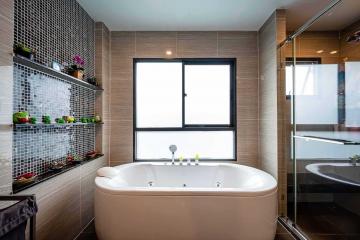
285, 1, 360, 239
136, 62, 182, 128
184, 65, 231, 125
286, 64, 338, 124
136, 131, 234, 160
345, 61, 360, 127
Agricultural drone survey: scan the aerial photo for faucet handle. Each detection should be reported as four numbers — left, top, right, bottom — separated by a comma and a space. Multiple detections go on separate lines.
179, 155, 184, 165
195, 153, 200, 165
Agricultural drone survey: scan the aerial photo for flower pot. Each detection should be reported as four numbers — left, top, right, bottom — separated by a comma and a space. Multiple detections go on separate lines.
15, 49, 34, 60
72, 70, 84, 80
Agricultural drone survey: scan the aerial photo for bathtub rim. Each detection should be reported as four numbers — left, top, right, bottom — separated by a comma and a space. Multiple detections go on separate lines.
95, 162, 277, 197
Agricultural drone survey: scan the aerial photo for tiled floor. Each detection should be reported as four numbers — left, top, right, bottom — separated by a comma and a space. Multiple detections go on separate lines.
76, 220, 296, 240
293, 203, 360, 240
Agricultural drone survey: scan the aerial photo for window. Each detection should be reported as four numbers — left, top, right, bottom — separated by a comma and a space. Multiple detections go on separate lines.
134, 59, 236, 161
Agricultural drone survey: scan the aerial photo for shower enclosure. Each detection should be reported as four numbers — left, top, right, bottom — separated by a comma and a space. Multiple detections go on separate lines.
280, 0, 360, 239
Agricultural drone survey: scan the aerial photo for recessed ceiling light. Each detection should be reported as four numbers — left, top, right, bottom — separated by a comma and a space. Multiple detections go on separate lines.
330, 50, 338, 55
165, 50, 172, 56
316, 50, 324, 54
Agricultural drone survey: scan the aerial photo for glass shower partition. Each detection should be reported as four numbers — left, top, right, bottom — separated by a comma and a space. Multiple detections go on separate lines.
282, 1, 360, 239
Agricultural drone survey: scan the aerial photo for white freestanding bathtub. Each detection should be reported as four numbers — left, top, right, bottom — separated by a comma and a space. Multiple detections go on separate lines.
95, 162, 277, 240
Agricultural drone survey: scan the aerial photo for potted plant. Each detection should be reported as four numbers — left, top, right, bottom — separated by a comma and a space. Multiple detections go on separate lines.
68, 55, 85, 80
86, 77, 98, 86
14, 43, 35, 60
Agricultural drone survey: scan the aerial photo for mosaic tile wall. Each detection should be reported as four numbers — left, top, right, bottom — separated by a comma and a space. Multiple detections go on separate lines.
12, 0, 97, 179
14, 0, 95, 78
13, 64, 96, 178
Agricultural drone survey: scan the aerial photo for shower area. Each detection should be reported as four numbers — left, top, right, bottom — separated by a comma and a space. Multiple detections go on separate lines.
279, 0, 360, 239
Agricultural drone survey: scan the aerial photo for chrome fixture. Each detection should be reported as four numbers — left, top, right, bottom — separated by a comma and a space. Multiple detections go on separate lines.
187, 158, 192, 165
169, 145, 177, 164
349, 155, 360, 166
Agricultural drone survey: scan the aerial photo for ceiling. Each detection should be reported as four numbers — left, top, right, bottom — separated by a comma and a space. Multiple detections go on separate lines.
77, 0, 357, 31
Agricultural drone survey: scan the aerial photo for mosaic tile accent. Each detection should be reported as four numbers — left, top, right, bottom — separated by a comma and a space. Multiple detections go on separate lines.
14, 0, 95, 78
12, 63, 96, 179
12, 0, 97, 179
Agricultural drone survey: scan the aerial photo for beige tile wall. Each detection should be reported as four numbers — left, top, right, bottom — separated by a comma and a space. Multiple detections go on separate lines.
21, 156, 107, 240
110, 31, 259, 167
258, 9, 287, 215
0, 0, 13, 196
95, 22, 111, 163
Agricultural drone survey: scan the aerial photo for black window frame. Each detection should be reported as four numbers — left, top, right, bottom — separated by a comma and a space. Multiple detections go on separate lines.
133, 58, 237, 162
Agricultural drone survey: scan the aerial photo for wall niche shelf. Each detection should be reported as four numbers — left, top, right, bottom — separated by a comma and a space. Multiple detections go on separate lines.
12, 154, 104, 193
13, 55, 103, 91
294, 135, 360, 145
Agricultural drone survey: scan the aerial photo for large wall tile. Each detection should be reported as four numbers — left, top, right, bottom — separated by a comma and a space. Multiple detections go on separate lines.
135, 31, 177, 57
177, 32, 218, 57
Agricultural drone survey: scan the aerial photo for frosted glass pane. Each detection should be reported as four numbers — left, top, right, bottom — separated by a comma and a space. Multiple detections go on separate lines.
185, 65, 230, 125
136, 131, 234, 160
136, 62, 182, 127
345, 62, 360, 127
286, 64, 338, 124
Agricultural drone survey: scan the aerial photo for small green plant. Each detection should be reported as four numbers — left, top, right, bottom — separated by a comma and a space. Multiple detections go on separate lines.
14, 43, 35, 59
42, 115, 51, 124
55, 118, 65, 124
80, 117, 88, 123
29, 117, 37, 124
86, 77, 98, 86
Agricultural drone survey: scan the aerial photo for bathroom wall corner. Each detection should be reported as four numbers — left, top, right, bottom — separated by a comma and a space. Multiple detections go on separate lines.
258, 9, 287, 215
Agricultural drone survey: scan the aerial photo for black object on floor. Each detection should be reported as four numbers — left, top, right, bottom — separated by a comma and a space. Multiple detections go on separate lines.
0, 195, 37, 240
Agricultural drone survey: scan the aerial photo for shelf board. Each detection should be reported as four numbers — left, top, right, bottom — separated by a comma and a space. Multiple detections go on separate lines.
12, 154, 104, 193
294, 135, 360, 145
13, 55, 104, 91
14, 122, 104, 128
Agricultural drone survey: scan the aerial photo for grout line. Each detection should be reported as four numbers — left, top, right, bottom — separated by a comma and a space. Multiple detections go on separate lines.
73, 217, 95, 240
108, 30, 112, 166
134, 31, 137, 57
216, 31, 219, 57
176, 31, 178, 58
257, 28, 260, 169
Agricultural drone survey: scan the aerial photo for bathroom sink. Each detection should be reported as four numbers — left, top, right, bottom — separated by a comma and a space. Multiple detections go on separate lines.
306, 163, 360, 187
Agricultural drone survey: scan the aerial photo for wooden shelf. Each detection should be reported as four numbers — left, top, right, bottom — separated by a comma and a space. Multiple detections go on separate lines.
13, 55, 103, 91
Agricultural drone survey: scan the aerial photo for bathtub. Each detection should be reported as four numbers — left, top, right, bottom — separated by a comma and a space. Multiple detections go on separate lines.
95, 162, 277, 240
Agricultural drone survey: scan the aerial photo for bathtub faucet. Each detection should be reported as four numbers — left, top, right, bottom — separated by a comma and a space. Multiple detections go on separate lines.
349, 154, 360, 166
169, 145, 177, 164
